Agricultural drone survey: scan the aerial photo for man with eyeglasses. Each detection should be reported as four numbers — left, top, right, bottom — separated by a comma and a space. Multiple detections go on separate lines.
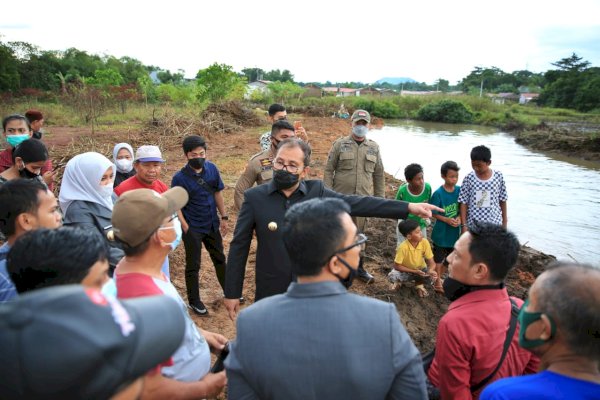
233, 120, 296, 211
225, 198, 427, 399
224, 138, 442, 320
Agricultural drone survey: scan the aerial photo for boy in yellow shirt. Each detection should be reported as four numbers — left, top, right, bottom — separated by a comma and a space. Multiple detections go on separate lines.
388, 219, 438, 297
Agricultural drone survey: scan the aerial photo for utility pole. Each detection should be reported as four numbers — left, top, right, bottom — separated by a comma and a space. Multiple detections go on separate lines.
479, 79, 484, 97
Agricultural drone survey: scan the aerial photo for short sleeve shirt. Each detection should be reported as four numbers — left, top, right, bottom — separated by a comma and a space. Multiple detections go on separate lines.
458, 170, 507, 226
171, 162, 225, 234
395, 183, 432, 228
430, 185, 461, 248
114, 175, 169, 196
116, 272, 211, 382
394, 239, 433, 270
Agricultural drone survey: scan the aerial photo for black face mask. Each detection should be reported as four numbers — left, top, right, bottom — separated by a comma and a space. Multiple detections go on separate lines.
19, 166, 40, 179
442, 277, 505, 302
333, 255, 358, 288
273, 169, 299, 190
271, 137, 281, 149
188, 157, 205, 170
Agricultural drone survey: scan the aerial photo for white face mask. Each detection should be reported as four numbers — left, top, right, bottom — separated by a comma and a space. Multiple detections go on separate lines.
115, 159, 133, 173
352, 125, 368, 138
98, 183, 114, 198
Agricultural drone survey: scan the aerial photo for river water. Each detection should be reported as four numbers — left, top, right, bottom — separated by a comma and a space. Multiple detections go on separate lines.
367, 120, 600, 265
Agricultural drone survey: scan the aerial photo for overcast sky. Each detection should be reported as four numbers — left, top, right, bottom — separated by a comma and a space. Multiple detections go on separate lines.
2, 0, 599, 85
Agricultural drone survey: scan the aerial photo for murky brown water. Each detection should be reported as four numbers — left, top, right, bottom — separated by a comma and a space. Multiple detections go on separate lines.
369, 120, 600, 264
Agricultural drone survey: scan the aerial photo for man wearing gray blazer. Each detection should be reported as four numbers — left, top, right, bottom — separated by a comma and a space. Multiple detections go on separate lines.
225, 198, 427, 399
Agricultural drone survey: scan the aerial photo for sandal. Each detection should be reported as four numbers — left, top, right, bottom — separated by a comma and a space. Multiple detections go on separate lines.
415, 284, 429, 298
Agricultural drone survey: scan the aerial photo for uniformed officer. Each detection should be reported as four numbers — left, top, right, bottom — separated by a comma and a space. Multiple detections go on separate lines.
234, 120, 296, 210
324, 109, 384, 283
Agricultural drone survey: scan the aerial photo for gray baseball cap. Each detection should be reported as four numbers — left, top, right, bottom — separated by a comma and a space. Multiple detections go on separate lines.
0, 285, 185, 399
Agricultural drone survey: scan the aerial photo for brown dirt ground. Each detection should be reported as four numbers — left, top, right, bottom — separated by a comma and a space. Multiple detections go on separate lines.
43, 115, 556, 356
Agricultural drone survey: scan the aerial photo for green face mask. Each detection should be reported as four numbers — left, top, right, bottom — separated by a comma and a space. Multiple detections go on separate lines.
518, 298, 556, 349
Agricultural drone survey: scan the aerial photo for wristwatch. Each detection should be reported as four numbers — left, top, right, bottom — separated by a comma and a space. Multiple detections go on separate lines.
221, 215, 229, 221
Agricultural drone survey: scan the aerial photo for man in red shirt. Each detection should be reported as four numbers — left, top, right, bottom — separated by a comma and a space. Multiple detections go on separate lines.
427, 221, 539, 399
114, 145, 168, 196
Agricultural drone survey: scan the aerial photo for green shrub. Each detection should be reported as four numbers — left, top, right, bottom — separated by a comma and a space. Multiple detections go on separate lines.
416, 100, 474, 123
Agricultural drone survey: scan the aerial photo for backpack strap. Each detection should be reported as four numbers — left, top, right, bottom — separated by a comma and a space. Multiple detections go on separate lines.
181, 167, 217, 194
471, 298, 520, 392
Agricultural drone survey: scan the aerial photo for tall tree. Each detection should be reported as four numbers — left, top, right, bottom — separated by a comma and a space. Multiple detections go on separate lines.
538, 53, 598, 110
0, 41, 20, 91
196, 63, 246, 103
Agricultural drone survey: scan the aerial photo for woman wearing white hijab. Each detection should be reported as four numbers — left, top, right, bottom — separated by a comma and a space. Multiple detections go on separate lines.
59, 152, 124, 270
112, 143, 135, 188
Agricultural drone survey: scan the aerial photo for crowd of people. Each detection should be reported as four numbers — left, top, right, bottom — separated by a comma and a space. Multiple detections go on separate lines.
0, 107, 598, 399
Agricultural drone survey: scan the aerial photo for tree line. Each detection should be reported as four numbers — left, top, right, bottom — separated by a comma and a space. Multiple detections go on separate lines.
0, 39, 598, 112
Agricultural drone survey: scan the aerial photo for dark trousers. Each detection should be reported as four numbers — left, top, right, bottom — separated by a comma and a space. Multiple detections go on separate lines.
182, 229, 226, 304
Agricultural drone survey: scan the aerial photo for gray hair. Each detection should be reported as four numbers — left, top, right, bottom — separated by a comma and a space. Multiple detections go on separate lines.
536, 261, 600, 361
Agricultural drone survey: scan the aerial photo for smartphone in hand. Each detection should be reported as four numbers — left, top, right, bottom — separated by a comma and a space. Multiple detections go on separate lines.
210, 342, 230, 373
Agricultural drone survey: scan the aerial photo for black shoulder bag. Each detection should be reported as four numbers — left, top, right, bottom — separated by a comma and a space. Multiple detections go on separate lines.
181, 167, 217, 194
423, 298, 520, 393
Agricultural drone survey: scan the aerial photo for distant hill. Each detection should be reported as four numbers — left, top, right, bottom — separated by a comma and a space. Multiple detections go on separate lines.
375, 77, 416, 85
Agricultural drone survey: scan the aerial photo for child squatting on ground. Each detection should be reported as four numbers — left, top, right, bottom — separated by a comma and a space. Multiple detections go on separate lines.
388, 219, 438, 298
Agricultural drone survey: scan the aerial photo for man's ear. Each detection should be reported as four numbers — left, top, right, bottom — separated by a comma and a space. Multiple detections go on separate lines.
473, 262, 490, 281
301, 166, 311, 179
327, 255, 342, 276
540, 314, 554, 340
16, 212, 36, 232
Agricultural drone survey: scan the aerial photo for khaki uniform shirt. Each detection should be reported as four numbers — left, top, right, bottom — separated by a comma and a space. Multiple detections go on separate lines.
324, 136, 385, 197
234, 148, 274, 210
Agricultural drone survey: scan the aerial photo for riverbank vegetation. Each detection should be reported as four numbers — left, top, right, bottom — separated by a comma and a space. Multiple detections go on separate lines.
1, 39, 599, 159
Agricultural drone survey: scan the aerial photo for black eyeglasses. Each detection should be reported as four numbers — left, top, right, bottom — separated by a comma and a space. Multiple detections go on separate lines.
330, 233, 368, 258
273, 160, 302, 174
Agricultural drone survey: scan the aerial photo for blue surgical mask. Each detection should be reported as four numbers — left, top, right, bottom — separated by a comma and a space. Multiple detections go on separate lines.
352, 125, 368, 138
160, 217, 183, 251
518, 299, 556, 349
7, 134, 29, 147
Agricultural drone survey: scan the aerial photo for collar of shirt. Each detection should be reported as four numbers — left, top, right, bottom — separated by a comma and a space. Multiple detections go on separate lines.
267, 179, 308, 196
0, 243, 10, 254
286, 281, 347, 298
345, 135, 369, 145
184, 163, 204, 176
448, 286, 509, 311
